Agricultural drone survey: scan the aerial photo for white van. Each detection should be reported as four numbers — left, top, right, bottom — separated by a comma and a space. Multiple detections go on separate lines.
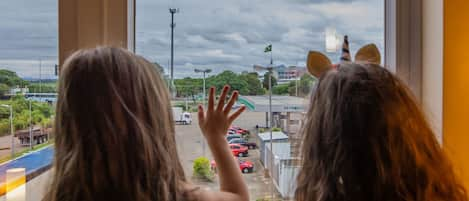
172, 107, 192, 125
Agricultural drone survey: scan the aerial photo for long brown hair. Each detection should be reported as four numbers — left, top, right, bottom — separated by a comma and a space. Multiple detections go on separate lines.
44, 47, 187, 201
296, 63, 467, 201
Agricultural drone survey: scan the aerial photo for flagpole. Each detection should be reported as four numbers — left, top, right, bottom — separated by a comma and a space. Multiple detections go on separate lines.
268, 44, 274, 201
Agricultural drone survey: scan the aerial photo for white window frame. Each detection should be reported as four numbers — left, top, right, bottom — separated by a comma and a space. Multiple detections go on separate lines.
385, 0, 423, 101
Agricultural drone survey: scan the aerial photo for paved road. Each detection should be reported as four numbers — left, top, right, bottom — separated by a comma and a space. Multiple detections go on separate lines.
175, 111, 283, 200
0, 111, 295, 200
0, 135, 30, 160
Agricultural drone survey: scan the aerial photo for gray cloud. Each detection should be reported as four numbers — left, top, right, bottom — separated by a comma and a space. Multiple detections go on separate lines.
0, 0, 383, 78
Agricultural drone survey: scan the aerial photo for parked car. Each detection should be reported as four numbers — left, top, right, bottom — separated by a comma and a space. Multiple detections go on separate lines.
229, 144, 249, 157
228, 138, 257, 149
227, 130, 241, 135
226, 134, 242, 142
211, 157, 254, 174
229, 126, 250, 135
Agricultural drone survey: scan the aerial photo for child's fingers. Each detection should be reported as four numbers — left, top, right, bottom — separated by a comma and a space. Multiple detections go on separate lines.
224, 91, 239, 115
198, 104, 205, 125
228, 105, 246, 123
217, 85, 230, 111
208, 87, 215, 112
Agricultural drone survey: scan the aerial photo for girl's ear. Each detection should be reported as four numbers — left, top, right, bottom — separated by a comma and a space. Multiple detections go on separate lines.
355, 44, 381, 65
307, 51, 333, 78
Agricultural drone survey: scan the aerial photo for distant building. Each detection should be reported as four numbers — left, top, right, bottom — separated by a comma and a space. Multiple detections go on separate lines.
258, 65, 307, 84
256, 131, 289, 165
9, 87, 29, 95
264, 142, 300, 199
25, 93, 57, 103
276, 66, 307, 84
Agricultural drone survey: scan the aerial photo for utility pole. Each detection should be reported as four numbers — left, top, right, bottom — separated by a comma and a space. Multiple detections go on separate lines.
169, 8, 179, 94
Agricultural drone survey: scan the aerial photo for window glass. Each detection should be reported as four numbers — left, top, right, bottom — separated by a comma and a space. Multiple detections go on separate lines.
0, 0, 384, 200
136, 0, 385, 199
0, 0, 57, 199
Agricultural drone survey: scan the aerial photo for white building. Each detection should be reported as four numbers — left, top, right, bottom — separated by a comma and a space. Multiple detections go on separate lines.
264, 142, 300, 199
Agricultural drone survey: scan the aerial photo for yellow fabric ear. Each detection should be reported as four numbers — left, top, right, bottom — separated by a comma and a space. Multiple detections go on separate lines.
355, 44, 381, 65
307, 51, 333, 77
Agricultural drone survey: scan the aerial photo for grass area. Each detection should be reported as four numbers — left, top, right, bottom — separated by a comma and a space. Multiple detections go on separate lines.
0, 140, 54, 164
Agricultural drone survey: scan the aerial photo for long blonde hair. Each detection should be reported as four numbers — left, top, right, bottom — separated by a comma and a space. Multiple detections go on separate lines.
44, 47, 187, 201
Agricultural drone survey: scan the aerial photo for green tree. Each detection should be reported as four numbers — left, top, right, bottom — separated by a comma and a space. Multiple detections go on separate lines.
28, 83, 57, 93
239, 72, 264, 95
272, 84, 289, 95
0, 84, 9, 97
0, 119, 10, 136
0, 95, 54, 135
193, 157, 214, 181
262, 72, 277, 90
207, 70, 249, 95
174, 77, 203, 102
0, 69, 28, 87
288, 74, 317, 97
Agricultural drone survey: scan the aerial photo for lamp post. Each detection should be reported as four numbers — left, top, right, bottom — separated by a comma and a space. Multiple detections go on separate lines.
1, 104, 14, 158
29, 100, 33, 150
194, 69, 212, 107
194, 68, 211, 157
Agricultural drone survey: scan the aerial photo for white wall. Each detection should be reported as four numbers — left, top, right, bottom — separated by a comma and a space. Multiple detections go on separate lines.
422, 0, 443, 143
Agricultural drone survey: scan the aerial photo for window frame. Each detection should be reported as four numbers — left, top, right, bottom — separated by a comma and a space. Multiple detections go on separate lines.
385, 0, 423, 101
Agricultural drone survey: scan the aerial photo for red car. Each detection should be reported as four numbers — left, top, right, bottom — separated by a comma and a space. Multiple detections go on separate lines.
229, 144, 249, 157
211, 158, 254, 174
229, 126, 250, 135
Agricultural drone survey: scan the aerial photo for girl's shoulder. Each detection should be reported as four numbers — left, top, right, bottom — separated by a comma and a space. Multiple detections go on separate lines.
182, 184, 246, 201
182, 183, 202, 201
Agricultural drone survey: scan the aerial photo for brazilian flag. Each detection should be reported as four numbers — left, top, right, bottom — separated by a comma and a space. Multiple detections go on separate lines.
264, 44, 272, 53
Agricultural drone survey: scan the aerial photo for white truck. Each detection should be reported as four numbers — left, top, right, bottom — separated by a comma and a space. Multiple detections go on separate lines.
172, 107, 192, 125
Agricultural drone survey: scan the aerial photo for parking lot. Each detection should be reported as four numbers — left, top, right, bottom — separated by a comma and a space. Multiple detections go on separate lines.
175, 111, 283, 200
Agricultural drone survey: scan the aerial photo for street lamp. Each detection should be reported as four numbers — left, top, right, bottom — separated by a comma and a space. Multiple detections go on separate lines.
194, 68, 212, 107
29, 100, 33, 150
194, 68, 211, 157
1, 104, 14, 158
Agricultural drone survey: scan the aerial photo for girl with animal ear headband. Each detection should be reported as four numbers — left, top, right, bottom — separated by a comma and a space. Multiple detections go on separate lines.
296, 37, 467, 201
306, 35, 381, 77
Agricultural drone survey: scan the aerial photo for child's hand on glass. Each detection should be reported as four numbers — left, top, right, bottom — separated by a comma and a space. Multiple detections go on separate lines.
198, 85, 246, 143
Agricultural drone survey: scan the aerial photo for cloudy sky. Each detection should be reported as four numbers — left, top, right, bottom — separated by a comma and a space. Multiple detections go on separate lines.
0, 0, 383, 78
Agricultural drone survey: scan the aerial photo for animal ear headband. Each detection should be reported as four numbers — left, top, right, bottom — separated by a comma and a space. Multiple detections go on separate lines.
306, 35, 381, 77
